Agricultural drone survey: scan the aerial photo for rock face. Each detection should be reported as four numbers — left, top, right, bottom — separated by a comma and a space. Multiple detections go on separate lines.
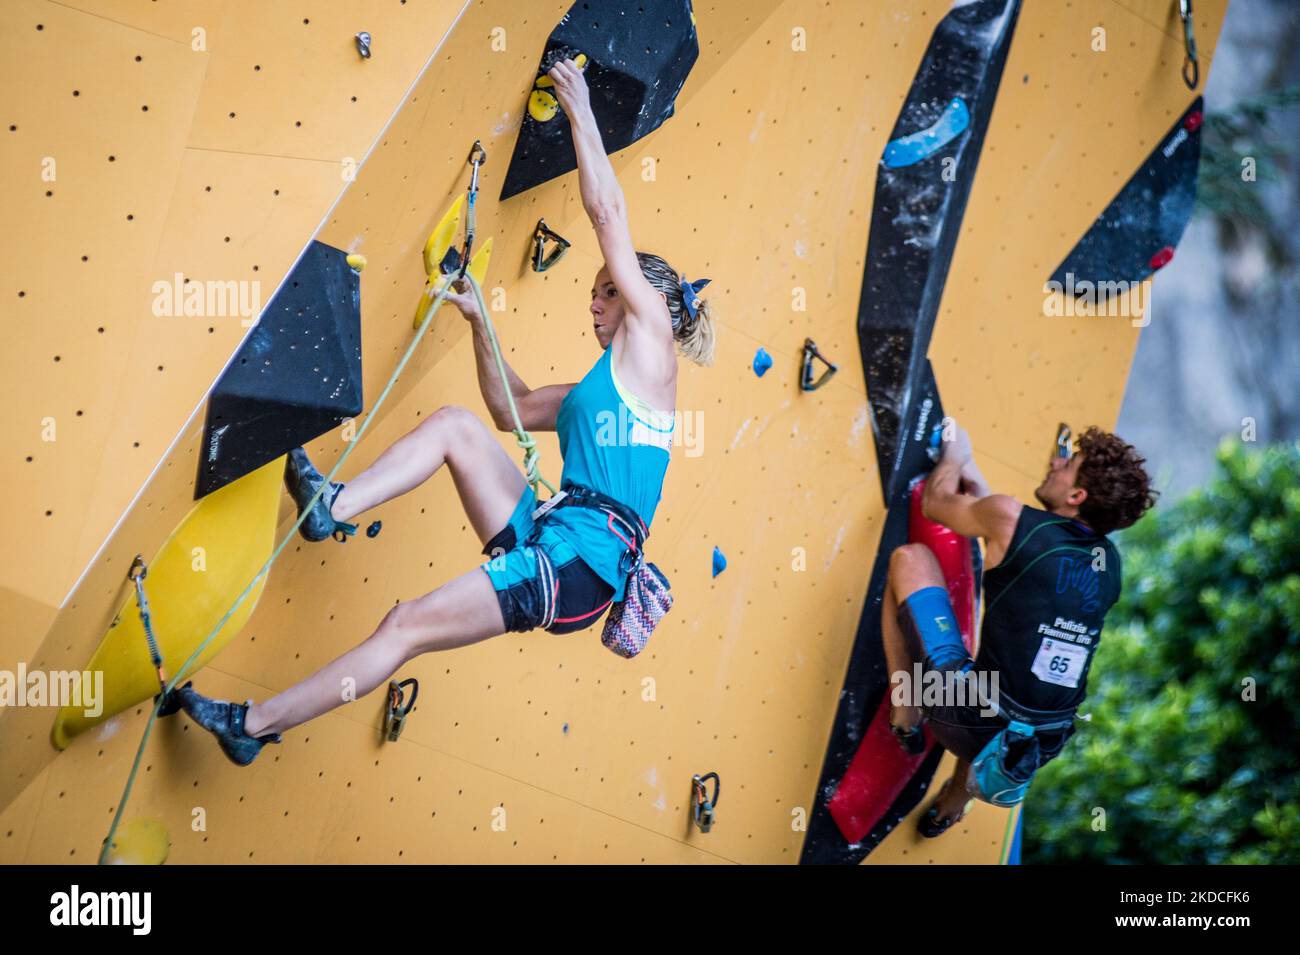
1117, 0, 1300, 500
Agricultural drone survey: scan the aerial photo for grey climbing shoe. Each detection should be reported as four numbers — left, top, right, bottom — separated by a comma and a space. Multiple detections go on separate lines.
284, 447, 357, 542
162, 682, 281, 767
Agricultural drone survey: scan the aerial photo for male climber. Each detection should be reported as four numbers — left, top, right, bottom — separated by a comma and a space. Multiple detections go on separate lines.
882, 422, 1157, 836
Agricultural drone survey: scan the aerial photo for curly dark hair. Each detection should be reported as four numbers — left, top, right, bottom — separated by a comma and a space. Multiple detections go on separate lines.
1074, 427, 1158, 535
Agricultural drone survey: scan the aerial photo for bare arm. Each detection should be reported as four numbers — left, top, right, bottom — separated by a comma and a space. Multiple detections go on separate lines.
445, 280, 574, 431
548, 59, 675, 378
921, 425, 1020, 548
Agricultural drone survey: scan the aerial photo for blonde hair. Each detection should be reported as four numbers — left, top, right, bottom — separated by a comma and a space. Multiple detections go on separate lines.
635, 251, 715, 366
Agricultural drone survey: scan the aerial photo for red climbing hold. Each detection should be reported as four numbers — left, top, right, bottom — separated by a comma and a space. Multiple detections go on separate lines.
827, 479, 977, 846
1184, 110, 1204, 133
1149, 246, 1175, 271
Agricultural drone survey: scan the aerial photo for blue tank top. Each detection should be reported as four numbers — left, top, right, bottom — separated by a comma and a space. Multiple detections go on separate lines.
547, 347, 673, 600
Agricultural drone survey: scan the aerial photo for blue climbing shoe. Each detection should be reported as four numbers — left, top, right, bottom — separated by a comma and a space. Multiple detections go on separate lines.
162, 682, 281, 767
284, 447, 357, 543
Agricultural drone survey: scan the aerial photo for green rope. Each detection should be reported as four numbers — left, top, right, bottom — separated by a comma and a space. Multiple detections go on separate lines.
97, 237, 548, 857
462, 270, 557, 498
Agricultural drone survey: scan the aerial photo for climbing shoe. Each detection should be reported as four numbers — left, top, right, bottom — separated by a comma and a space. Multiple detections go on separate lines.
889, 708, 927, 755
284, 447, 357, 542
917, 779, 974, 838
162, 681, 281, 767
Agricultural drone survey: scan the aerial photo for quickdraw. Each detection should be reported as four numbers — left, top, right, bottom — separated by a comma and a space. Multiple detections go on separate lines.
126, 557, 170, 696
384, 678, 420, 742
1179, 0, 1199, 91
531, 218, 571, 272
800, 338, 838, 392
691, 772, 721, 833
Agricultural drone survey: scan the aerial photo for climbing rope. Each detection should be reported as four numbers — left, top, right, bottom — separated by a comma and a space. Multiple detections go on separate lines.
97, 140, 543, 863
463, 268, 557, 498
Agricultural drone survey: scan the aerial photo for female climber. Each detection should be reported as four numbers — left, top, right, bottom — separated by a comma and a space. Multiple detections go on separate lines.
166, 58, 715, 764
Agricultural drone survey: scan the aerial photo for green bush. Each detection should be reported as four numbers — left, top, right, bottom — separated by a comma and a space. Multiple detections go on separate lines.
1023, 440, 1300, 864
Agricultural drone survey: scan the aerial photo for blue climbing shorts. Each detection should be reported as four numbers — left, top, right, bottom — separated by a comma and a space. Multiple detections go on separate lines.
480, 487, 615, 635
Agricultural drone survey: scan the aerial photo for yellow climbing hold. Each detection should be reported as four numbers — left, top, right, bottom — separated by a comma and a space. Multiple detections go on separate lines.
534, 53, 584, 94
50, 457, 283, 749
412, 236, 493, 330
346, 253, 367, 272
529, 89, 559, 122
422, 194, 465, 278
103, 817, 170, 865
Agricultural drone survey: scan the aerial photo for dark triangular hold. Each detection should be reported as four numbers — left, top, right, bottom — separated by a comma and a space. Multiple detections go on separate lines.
196, 241, 363, 499
500, 0, 700, 200
1049, 98, 1203, 299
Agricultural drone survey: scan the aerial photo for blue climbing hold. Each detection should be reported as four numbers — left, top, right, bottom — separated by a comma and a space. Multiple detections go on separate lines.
366, 520, 383, 538
882, 97, 970, 169
712, 546, 727, 578
752, 347, 773, 377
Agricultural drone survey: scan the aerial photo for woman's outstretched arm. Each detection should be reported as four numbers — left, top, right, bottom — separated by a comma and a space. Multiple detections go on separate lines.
548, 59, 672, 350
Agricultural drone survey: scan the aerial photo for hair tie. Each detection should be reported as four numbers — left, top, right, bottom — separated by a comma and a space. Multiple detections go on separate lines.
679, 276, 711, 323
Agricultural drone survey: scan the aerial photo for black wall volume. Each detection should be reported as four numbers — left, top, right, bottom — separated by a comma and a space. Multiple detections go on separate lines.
500, 0, 700, 200
196, 241, 363, 500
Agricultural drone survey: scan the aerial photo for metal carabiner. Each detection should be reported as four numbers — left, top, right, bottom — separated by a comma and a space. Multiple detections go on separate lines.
800, 338, 838, 392
691, 772, 721, 833
384, 678, 420, 742
1179, 0, 1199, 90
531, 219, 571, 273
1054, 422, 1073, 463
467, 140, 487, 191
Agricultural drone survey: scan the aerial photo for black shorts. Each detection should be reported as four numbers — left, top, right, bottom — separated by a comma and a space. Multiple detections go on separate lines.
896, 589, 1075, 763
480, 490, 615, 635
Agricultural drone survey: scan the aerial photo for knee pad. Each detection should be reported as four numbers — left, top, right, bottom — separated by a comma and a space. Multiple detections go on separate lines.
898, 586, 972, 673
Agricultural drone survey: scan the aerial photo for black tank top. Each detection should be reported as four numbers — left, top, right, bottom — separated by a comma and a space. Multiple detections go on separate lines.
976, 505, 1122, 712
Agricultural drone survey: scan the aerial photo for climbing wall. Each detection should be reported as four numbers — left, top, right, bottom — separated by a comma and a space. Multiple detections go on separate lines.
1, 0, 1226, 864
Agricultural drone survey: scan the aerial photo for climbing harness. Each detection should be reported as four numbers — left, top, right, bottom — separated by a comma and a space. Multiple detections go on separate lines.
530, 219, 571, 272
384, 678, 420, 742
1179, 0, 1199, 91
691, 772, 721, 833
800, 338, 838, 391
530, 483, 673, 657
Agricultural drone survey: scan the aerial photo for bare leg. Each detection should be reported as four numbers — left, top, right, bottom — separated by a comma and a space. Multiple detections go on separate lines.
328, 405, 527, 547
882, 543, 947, 732
929, 757, 975, 825
244, 567, 505, 738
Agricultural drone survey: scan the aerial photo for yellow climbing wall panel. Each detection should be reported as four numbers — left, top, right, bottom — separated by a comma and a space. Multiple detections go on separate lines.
1, 0, 1226, 864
